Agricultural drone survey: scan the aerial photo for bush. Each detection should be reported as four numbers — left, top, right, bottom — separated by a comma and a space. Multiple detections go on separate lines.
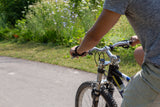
15, 0, 99, 46
0, 14, 7, 28
0, 0, 135, 47
0, 27, 20, 41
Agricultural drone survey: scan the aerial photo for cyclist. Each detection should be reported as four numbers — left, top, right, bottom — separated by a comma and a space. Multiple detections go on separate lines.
70, 0, 160, 106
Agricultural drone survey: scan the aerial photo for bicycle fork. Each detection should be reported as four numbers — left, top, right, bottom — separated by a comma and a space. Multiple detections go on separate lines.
92, 59, 105, 107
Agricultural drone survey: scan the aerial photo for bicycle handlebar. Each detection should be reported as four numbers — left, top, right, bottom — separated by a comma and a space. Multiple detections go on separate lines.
88, 40, 132, 64
111, 40, 132, 49
89, 40, 132, 53
72, 40, 132, 60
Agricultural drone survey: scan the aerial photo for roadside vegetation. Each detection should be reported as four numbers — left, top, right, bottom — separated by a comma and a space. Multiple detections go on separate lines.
0, 41, 140, 76
0, 0, 141, 76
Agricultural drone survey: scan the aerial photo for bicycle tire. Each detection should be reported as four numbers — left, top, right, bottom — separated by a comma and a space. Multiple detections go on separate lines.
75, 81, 117, 107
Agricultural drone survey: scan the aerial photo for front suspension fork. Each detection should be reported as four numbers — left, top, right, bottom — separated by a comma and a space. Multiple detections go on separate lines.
92, 59, 106, 107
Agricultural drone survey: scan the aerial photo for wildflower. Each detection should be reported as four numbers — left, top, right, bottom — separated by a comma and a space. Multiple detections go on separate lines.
63, 8, 68, 11
92, 9, 98, 12
29, 5, 33, 8
61, 16, 64, 18
21, 11, 25, 14
13, 34, 19, 38
63, 0, 68, 3
52, 11, 55, 14
75, 14, 78, 18
71, 26, 73, 30
72, 3, 75, 7
63, 22, 67, 27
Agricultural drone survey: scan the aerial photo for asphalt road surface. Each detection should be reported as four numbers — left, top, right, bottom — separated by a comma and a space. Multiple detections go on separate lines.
0, 56, 122, 107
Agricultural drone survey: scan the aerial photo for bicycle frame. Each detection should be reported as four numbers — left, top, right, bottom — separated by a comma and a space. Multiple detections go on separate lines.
107, 64, 131, 97
75, 40, 133, 107
94, 58, 131, 100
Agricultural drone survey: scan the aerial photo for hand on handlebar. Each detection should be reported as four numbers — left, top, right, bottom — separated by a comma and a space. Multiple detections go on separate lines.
130, 35, 140, 46
70, 40, 132, 58
70, 46, 87, 58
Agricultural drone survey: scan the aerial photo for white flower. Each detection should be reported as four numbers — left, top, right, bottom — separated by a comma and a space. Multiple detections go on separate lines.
22, 11, 25, 14
63, 22, 67, 27
29, 5, 33, 8
92, 9, 98, 12
72, 3, 75, 7
75, 14, 78, 18
52, 11, 55, 14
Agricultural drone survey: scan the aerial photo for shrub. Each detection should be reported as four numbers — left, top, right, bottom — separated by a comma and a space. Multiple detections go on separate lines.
0, 27, 20, 41
0, 14, 7, 28
15, 0, 98, 46
1, 0, 135, 47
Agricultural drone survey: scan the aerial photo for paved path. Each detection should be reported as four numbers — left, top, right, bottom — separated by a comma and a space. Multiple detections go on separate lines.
0, 56, 122, 107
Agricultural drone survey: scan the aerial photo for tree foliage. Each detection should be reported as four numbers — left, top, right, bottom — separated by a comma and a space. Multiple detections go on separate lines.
0, 0, 41, 26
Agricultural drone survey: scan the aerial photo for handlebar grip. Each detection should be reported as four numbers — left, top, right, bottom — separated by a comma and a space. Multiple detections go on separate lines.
129, 41, 133, 45
88, 52, 93, 55
72, 53, 78, 58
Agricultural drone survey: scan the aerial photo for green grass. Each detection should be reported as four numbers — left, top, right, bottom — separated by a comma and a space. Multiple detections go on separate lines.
0, 40, 141, 77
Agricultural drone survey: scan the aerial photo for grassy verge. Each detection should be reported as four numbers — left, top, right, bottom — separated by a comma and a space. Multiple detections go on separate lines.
0, 41, 141, 76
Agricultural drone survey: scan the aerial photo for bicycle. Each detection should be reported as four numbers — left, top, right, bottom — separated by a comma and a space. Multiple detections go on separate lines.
75, 40, 133, 107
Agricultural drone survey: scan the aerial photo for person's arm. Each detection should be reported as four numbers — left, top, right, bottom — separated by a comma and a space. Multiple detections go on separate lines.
70, 9, 121, 56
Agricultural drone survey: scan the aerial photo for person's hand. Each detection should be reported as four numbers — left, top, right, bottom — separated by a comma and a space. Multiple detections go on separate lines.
70, 46, 87, 58
130, 35, 140, 46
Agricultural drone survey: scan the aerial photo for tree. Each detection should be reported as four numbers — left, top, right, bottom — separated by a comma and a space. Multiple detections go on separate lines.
0, 0, 41, 26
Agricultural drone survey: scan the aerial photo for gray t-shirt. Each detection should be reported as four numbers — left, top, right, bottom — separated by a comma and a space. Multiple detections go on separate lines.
103, 0, 160, 68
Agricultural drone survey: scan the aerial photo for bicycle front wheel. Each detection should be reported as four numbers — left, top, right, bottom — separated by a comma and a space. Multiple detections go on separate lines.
75, 81, 117, 107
